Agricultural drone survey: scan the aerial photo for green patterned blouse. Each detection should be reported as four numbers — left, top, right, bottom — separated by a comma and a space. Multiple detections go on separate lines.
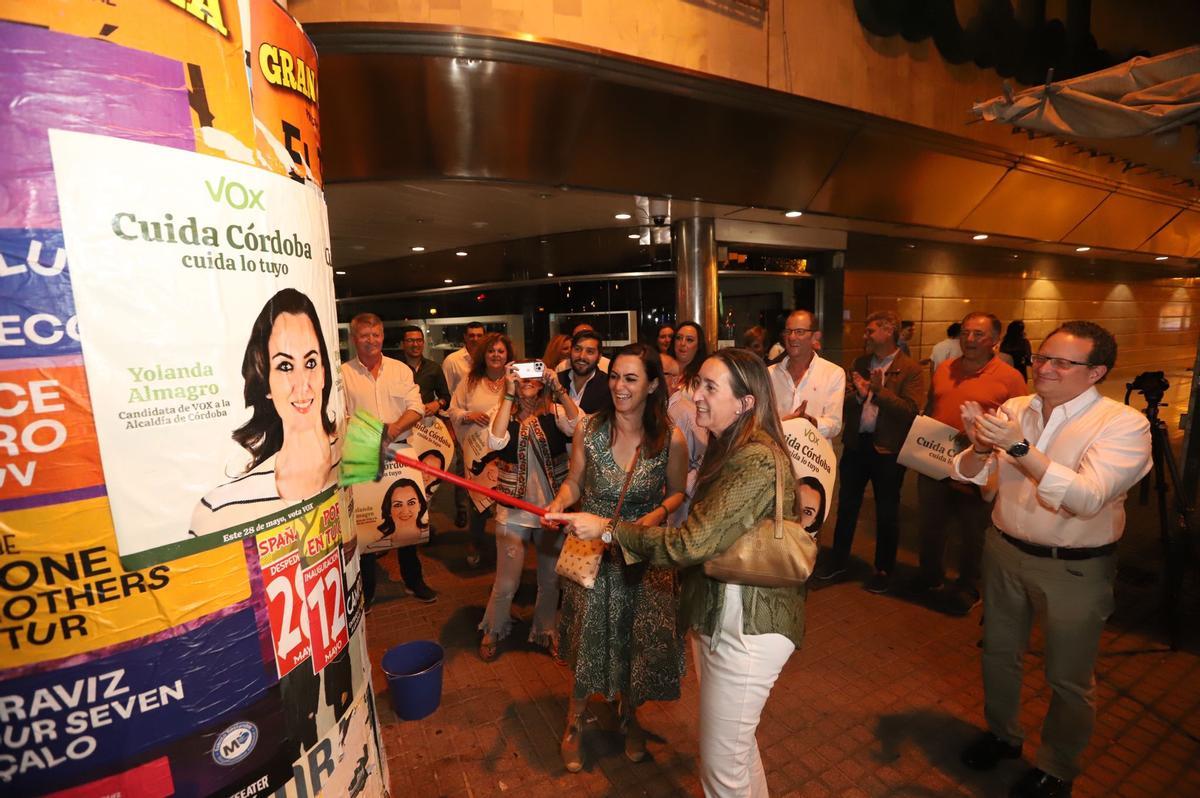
614, 431, 806, 650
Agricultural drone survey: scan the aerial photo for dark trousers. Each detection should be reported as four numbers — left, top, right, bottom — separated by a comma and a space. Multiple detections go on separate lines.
452, 446, 470, 516
831, 434, 906, 574
916, 474, 991, 589
361, 545, 425, 604
469, 504, 493, 557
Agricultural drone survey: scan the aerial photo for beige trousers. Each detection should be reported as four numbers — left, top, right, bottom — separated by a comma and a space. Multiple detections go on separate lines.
981, 526, 1116, 781
692, 584, 795, 797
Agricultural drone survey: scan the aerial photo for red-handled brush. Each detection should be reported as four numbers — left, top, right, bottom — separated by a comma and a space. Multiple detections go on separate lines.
340, 409, 554, 520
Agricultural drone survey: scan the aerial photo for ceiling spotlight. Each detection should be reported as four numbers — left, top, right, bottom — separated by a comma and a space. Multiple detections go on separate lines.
335, 270, 346, 275
546, 272, 554, 277
1075, 246, 1090, 252
972, 234, 988, 241
628, 233, 640, 239
1155, 255, 1168, 261
429, 308, 438, 315
784, 210, 803, 218
411, 245, 425, 252
443, 278, 453, 284
614, 213, 631, 220
455, 251, 468, 257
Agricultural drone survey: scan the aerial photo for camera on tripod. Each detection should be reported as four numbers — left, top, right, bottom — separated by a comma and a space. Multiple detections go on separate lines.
1125, 370, 1169, 412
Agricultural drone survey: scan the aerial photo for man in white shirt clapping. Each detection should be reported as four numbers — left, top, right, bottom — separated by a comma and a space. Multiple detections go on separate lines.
954, 320, 1151, 798
767, 309, 844, 440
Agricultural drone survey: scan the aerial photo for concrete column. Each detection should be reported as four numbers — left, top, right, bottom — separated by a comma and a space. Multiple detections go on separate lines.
672, 217, 718, 351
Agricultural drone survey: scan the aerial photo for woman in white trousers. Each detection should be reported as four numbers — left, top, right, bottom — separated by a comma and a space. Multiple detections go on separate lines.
549, 349, 806, 796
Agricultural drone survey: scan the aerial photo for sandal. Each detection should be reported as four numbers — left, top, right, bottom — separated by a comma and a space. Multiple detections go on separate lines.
479, 634, 499, 662
546, 637, 567, 666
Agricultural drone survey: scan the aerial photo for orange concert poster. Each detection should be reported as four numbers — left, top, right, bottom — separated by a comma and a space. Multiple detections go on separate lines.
250, 0, 323, 187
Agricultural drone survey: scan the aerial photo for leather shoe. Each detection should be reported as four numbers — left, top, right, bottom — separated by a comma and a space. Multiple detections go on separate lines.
961, 731, 1022, 771
813, 559, 848, 581
1010, 768, 1072, 797
410, 583, 438, 603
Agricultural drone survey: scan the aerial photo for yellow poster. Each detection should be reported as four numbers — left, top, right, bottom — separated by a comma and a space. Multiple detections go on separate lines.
0, 496, 250, 669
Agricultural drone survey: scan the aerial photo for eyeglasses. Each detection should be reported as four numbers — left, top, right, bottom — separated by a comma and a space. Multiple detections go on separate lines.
1031, 353, 1091, 370
784, 327, 815, 337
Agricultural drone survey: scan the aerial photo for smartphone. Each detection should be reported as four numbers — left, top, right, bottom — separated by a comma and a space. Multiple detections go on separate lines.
513, 359, 545, 379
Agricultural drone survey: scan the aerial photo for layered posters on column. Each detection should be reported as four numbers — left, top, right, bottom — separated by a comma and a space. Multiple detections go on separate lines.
0, 2, 387, 796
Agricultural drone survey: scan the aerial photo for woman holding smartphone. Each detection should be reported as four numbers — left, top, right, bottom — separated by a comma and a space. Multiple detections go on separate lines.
479, 362, 580, 661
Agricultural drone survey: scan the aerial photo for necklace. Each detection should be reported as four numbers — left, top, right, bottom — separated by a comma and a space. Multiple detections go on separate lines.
483, 375, 504, 393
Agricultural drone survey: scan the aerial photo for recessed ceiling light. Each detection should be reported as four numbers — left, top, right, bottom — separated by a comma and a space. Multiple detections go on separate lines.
335, 270, 346, 275
905, 243, 916, 249
546, 272, 554, 277
429, 308, 438, 315
972, 234, 988, 241
455, 251, 468, 257
628, 233, 640, 239
1075, 246, 1090, 252
1155, 255, 1168, 261
411, 245, 425, 252
443, 278, 453, 284
784, 210, 803, 218
614, 213, 631, 220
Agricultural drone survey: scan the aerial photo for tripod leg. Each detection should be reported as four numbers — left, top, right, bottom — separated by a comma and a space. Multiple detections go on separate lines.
1148, 426, 1179, 649
1156, 420, 1196, 651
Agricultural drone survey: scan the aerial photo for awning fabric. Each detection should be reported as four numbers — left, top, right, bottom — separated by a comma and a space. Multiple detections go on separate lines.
974, 45, 1200, 138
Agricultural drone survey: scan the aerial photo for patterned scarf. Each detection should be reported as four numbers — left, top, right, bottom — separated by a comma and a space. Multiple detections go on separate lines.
497, 413, 568, 500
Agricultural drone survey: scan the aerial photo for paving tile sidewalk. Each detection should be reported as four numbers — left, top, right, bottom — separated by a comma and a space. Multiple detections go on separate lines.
365, 474, 1199, 798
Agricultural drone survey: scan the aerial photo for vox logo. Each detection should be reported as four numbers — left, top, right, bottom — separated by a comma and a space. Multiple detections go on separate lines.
204, 177, 265, 210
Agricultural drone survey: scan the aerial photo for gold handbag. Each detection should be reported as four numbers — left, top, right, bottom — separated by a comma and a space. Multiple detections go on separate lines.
702, 447, 817, 588
555, 446, 639, 589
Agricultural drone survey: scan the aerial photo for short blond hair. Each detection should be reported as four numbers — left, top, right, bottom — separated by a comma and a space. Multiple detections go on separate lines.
349, 312, 383, 335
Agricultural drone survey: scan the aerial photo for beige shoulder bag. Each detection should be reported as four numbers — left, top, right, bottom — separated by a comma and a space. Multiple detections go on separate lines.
702, 446, 817, 588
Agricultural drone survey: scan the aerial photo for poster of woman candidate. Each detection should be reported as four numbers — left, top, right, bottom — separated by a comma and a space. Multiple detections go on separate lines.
49, 130, 341, 570
781, 417, 838, 535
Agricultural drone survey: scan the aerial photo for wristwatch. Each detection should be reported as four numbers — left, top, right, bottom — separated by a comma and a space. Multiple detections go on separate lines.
601, 520, 614, 544
1006, 439, 1031, 458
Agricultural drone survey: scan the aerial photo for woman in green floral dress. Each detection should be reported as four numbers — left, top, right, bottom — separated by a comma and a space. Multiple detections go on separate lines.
545, 342, 689, 771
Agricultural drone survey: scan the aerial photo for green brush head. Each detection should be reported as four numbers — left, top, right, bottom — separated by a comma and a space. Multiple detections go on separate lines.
340, 410, 388, 486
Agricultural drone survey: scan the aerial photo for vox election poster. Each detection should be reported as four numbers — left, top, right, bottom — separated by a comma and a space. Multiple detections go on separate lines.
49, 130, 341, 570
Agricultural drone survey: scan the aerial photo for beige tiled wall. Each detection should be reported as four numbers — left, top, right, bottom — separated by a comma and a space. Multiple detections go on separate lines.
842, 270, 1200, 377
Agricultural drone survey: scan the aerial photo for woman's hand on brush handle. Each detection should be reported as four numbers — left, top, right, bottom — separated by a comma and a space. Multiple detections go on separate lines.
543, 512, 609, 540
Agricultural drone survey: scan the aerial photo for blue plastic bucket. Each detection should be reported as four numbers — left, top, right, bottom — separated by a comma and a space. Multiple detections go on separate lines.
381, 640, 444, 721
